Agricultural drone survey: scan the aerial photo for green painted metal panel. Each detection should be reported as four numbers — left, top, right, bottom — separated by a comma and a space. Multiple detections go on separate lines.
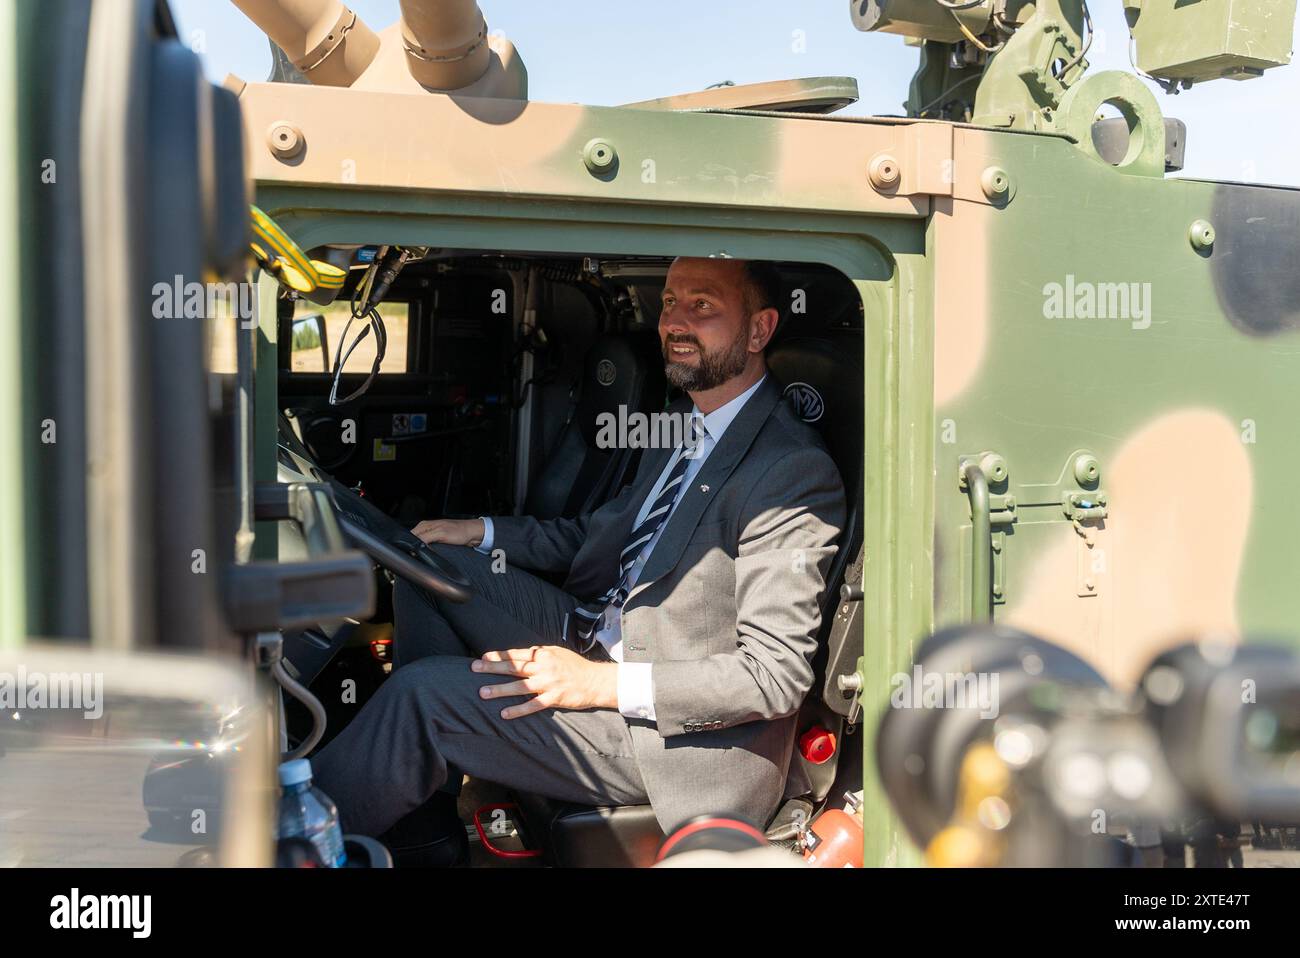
1, 0, 25, 650
933, 134, 1300, 662
254, 273, 281, 561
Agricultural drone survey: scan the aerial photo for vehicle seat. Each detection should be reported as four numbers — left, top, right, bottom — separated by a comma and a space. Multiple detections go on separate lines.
514, 329, 865, 866
525, 331, 666, 520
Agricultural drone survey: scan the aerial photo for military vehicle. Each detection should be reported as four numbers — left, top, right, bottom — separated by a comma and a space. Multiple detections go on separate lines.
4, 0, 1299, 869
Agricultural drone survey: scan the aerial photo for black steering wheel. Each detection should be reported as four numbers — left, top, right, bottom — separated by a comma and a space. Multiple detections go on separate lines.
325, 477, 473, 604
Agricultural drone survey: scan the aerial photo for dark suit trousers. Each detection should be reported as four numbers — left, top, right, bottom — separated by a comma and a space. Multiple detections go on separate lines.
310, 543, 650, 838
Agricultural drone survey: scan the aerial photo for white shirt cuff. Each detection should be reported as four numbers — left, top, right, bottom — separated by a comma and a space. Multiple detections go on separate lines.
474, 517, 494, 554
617, 663, 656, 722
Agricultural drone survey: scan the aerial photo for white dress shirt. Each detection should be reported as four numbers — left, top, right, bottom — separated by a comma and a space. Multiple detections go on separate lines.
479, 374, 767, 723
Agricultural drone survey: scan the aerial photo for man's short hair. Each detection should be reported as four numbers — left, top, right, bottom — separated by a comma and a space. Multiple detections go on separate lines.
741, 261, 783, 317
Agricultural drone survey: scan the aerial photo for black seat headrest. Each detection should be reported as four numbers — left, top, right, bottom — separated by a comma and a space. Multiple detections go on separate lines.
766, 334, 863, 483
576, 331, 666, 447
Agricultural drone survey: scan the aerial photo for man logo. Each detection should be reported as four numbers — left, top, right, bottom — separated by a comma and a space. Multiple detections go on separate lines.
596, 359, 617, 386
783, 382, 824, 423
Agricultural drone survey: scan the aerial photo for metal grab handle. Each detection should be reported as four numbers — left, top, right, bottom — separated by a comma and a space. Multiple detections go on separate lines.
961, 460, 993, 623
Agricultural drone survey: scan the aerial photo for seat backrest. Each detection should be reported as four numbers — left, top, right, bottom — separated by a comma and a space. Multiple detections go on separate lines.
766, 330, 865, 653
766, 331, 865, 803
526, 331, 666, 520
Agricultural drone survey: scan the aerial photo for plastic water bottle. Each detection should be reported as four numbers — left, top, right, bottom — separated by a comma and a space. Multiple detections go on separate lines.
277, 759, 347, 867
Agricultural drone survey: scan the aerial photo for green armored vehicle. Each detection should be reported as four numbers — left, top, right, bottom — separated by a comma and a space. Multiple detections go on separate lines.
3, 0, 1299, 870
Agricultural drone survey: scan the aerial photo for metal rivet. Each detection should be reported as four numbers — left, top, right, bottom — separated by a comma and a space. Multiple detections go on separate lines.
981, 166, 1011, 202
1189, 219, 1215, 251
979, 452, 1007, 483
267, 121, 304, 160
1073, 453, 1101, 486
868, 153, 901, 192
583, 137, 617, 175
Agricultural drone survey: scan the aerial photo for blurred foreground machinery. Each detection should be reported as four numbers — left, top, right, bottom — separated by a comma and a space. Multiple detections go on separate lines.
876, 625, 1300, 866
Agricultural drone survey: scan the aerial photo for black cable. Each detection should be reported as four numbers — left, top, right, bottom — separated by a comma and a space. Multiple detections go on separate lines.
328, 303, 387, 405
328, 249, 407, 406
916, 73, 981, 118
1052, 0, 1094, 80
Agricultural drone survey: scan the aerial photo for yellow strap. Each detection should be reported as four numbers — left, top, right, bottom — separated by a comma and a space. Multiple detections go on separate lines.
312, 261, 346, 289
249, 205, 321, 291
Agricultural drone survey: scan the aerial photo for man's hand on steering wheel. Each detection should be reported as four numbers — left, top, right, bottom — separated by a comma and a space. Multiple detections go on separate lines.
411, 518, 485, 548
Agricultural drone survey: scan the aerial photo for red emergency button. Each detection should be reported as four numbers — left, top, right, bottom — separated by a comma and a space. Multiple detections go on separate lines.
799, 726, 837, 764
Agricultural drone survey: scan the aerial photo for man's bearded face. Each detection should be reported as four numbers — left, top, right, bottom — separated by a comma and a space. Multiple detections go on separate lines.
662, 317, 752, 391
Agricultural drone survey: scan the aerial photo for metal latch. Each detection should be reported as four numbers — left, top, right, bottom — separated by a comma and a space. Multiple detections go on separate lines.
1064, 491, 1108, 547
1063, 491, 1108, 522
1064, 491, 1108, 595
989, 494, 1017, 526
837, 670, 863, 726
989, 494, 1015, 604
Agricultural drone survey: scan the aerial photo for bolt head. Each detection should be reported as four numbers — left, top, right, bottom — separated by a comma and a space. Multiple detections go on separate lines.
583, 138, 617, 174
981, 166, 1011, 202
1073, 453, 1101, 486
267, 121, 305, 161
980, 452, 1007, 483
1189, 219, 1215, 250
868, 154, 902, 192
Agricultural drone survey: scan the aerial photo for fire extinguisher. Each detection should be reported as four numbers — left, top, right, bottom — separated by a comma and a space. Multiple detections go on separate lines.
801, 790, 865, 868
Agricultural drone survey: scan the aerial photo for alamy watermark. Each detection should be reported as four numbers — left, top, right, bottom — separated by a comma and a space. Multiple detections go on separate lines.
890, 665, 1000, 719
594, 406, 706, 458
0, 667, 103, 719
50, 889, 150, 938
152, 274, 256, 328
1042, 274, 1152, 330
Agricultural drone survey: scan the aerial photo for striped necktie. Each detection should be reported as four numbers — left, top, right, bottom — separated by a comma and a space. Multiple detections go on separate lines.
567, 415, 704, 653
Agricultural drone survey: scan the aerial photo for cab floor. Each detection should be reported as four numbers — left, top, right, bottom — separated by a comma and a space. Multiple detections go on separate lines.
457, 776, 544, 868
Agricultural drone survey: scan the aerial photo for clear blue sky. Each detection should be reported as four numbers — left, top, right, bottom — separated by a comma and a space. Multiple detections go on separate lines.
173, 0, 1299, 187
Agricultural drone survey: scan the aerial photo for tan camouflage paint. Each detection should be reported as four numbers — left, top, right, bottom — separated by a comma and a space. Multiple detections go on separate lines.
1002, 409, 1251, 687
236, 80, 968, 217
931, 112, 1300, 689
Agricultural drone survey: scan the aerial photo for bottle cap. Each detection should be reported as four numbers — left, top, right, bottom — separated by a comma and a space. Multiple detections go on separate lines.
278, 758, 313, 787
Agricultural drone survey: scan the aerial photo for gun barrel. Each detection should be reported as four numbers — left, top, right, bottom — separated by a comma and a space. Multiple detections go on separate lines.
850, 0, 993, 44
397, 0, 492, 90
231, 0, 379, 87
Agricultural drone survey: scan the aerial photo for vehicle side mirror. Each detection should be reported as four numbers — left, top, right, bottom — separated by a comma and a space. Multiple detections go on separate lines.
289, 314, 330, 372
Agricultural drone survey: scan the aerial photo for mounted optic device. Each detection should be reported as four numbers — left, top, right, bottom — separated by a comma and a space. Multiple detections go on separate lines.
852, 0, 1298, 131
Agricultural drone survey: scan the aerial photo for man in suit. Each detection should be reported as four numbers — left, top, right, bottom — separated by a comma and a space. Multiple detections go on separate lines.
312, 256, 846, 838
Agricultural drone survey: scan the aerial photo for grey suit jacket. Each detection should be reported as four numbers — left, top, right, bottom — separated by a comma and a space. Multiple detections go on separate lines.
490, 375, 846, 832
